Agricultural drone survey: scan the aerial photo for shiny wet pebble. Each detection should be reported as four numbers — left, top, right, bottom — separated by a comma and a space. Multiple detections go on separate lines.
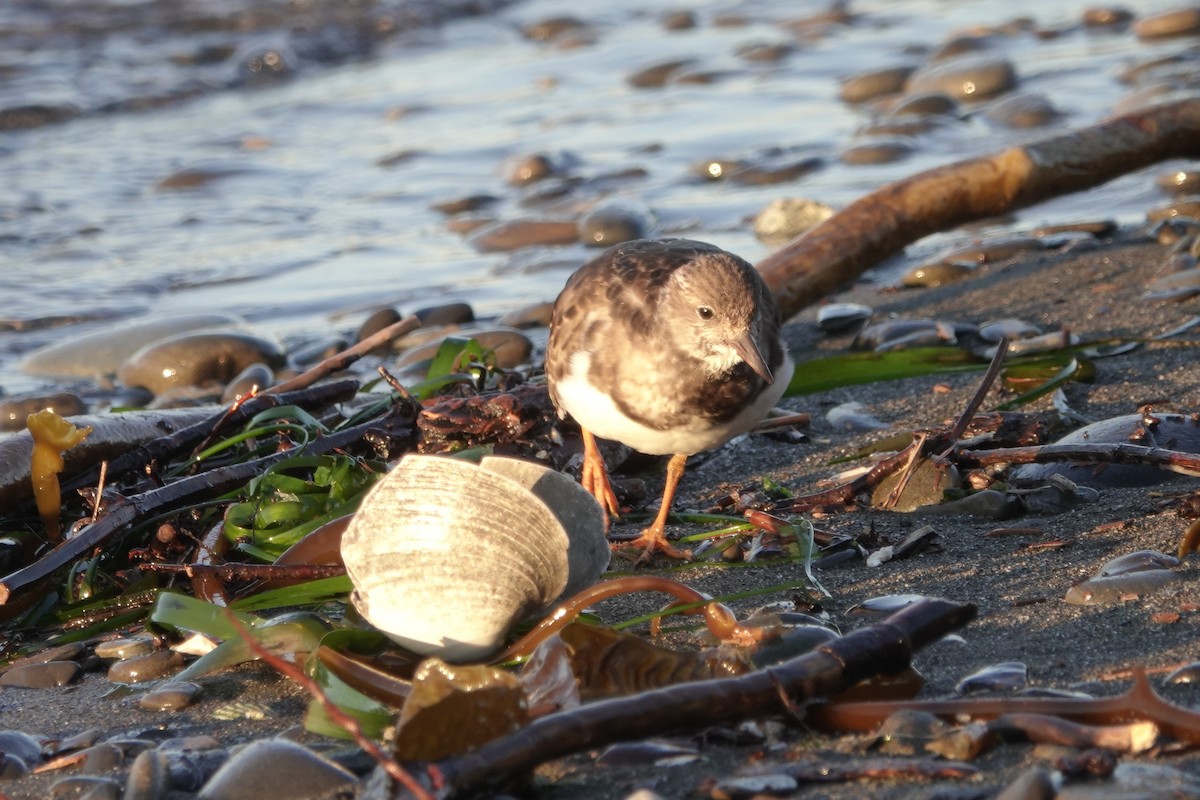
81, 743, 126, 774
841, 138, 913, 165
107, 651, 185, 684
20, 313, 243, 380
0, 660, 80, 688
414, 302, 475, 327
1157, 170, 1200, 195
125, 749, 170, 800
0, 392, 86, 431
394, 328, 534, 374
1134, 8, 1200, 39
577, 200, 652, 247
901, 261, 973, 287
118, 332, 285, 395
197, 738, 355, 800
0, 730, 44, 766
906, 55, 1018, 101
356, 307, 401, 341
984, 92, 1061, 127
839, 65, 915, 103
139, 681, 202, 712
221, 363, 274, 403
627, 58, 695, 88
467, 219, 579, 251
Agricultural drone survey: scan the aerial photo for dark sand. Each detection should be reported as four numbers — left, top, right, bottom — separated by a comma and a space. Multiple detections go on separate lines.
4, 229, 1200, 799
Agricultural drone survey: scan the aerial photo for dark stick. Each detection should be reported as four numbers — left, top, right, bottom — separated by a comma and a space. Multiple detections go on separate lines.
379, 598, 977, 799
953, 442, 1200, 476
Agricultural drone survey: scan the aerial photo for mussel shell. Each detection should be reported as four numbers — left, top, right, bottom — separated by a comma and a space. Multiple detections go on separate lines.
341, 455, 582, 661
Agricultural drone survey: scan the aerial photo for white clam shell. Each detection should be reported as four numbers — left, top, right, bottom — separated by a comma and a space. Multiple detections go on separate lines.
340, 454, 608, 661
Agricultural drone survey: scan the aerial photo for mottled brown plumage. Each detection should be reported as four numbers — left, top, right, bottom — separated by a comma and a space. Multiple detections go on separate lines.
546, 238, 793, 561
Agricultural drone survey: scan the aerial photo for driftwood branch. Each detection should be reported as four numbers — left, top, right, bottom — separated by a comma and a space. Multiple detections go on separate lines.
954, 442, 1200, 477
375, 597, 977, 799
757, 98, 1200, 320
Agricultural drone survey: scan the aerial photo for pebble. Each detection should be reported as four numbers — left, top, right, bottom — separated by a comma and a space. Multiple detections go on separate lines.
1147, 195, 1200, 223
626, 58, 695, 88
117, 332, 285, 395
0, 392, 87, 431
984, 92, 1061, 127
430, 194, 498, 215
0, 660, 80, 688
726, 156, 824, 185
107, 651, 185, 684
1081, 8, 1133, 29
889, 91, 960, 117
906, 55, 1018, 101
81, 743, 126, 774
1099, 549, 1180, 577
838, 65, 915, 103
901, 261, 973, 287
496, 302, 554, 329
2, 642, 85, 670
930, 34, 993, 62
1157, 169, 1200, 195
414, 302, 475, 327
661, 10, 696, 30
125, 749, 170, 800
994, 766, 1056, 800
505, 153, 559, 186
467, 219, 579, 252
19, 313, 243, 379
50, 776, 122, 800
356, 307, 401, 342
1134, 8, 1200, 40
753, 197, 834, 242
736, 42, 794, 63
577, 200, 652, 247
197, 738, 355, 800
139, 680, 202, 712
153, 167, 248, 192
220, 363, 274, 403
841, 138, 913, 165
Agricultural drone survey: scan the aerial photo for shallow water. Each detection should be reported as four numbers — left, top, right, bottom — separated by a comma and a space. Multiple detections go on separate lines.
1, 0, 1195, 398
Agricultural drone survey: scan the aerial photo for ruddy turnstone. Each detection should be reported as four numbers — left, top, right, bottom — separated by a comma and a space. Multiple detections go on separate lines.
546, 238, 793, 561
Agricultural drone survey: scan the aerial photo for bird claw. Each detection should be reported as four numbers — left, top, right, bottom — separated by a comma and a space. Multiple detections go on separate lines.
614, 526, 693, 566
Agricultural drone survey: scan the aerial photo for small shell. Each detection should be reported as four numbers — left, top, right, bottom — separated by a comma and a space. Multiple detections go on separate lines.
341, 455, 607, 661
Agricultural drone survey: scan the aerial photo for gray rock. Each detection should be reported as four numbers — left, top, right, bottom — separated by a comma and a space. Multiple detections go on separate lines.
198, 739, 355, 800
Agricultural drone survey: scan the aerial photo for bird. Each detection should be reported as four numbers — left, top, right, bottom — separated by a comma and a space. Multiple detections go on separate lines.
546, 238, 794, 561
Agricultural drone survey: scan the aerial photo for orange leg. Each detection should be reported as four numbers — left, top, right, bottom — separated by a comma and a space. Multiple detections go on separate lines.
623, 452, 693, 564
580, 428, 621, 530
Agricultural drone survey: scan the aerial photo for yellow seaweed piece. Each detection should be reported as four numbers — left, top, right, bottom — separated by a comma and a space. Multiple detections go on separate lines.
27, 409, 93, 540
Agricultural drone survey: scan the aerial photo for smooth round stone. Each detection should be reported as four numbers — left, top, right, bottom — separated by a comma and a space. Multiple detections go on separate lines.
139, 680, 201, 712
496, 301, 554, 329
838, 65, 915, 103
662, 10, 696, 30
415, 302, 475, 327
577, 200, 652, 248
930, 34, 992, 62
506, 153, 559, 186
20, 313, 243, 379
907, 56, 1018, 101
467, 219, 579, 252
753, 198, 835, 243
0, 392, 86, 432
125, 749, 170, 800
221, 363, 274, 403
81, 743, 125, 774
51, 776, 122, 800
1148, 196, 1200, 223
158, 735, 221, 752
1082, 7, 1133, 28
736, 41, 794, 62
984, 92, 1061, 127
107, 651, 184, 684
627, 58, 695, 88
0, 660, 80, 688
890, 91, 960, 117
197, 739, 355, 800
430, 194, 499, 215
1135, 8, 1200, 39
1157, 169, 1200, 195
521, 16, 588, 43
118, 332, 285, 395
841, 138, 913, 165
725, 156, 823, 186
901, 261, 973, 287
356, 307, 401, 342
394, 328, 534, 373
3, 641, 85, 669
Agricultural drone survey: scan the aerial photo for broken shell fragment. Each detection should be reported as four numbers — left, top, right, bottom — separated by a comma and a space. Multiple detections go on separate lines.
340, 454, 609, 661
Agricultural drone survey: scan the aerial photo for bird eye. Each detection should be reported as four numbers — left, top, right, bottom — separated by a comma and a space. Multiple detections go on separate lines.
697, 306, 714, 320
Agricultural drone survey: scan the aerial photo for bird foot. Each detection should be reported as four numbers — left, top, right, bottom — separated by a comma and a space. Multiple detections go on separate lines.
613, 525, 693, 566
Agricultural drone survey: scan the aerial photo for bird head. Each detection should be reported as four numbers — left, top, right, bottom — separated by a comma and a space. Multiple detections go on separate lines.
666, 256, 775, 383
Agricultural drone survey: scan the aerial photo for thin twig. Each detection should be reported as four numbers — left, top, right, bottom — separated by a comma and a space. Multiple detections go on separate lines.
269, 315, 421, 395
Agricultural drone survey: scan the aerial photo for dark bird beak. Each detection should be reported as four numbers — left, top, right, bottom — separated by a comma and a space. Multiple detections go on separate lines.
733, 331, 773, 384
